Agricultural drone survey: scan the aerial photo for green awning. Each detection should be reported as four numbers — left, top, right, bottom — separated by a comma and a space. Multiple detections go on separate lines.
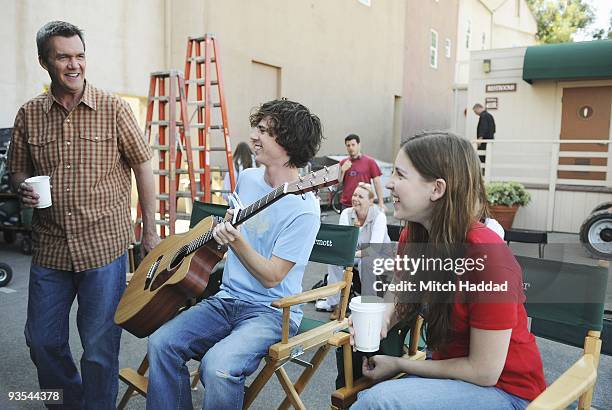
523, 40, 612, 83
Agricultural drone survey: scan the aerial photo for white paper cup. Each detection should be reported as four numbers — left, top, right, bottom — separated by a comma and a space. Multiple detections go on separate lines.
350, 296, 386, 352
25, 176, 52, 208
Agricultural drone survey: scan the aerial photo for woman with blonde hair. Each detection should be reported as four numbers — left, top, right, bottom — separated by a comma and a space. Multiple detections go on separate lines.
350, 132, 545, 409
317, 182, 390, 319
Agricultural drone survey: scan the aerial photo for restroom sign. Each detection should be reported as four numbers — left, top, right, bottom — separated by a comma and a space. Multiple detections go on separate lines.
486, 83, 516, 93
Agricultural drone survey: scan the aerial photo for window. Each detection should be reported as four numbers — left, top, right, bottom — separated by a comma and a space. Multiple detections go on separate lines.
481, 32, 486, 49
445, 38, 452, 58
357, 0, 371, 6
465, 20, 471, 49
430, 29, 438, 68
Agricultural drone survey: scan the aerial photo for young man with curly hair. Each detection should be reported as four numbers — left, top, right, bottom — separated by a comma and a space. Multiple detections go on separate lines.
146, 99, 324, 410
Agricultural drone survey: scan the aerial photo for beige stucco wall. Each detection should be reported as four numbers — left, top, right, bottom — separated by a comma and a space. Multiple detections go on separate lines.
165, 0, 405, 162
0, 0, 166, 127
402, 0, 459, 140
2, 0, 404, 163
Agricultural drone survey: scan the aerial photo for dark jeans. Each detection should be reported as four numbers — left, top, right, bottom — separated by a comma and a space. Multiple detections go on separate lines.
25, 253, 127, 409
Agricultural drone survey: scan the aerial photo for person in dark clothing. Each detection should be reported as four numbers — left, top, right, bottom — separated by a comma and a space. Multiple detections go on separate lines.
473, 103, 496, 165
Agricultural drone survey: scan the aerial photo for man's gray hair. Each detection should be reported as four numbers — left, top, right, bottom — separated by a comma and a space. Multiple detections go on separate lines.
472, 103, 484, 110
36, 21, 85, 63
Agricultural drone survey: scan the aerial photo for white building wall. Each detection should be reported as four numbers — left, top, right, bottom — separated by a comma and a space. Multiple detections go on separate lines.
452, 0, 536, 135
467, 47, 612, 233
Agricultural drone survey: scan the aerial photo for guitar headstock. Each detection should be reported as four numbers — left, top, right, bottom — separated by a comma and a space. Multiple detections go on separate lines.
285, 164, 341, 195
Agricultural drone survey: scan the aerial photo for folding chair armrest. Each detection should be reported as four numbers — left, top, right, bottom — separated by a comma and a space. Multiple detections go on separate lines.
527, 354, 597, 410
329, 332, 351, 347
271, 282, 346, 308
269, 319, 349, 361
331, 376, 376, 409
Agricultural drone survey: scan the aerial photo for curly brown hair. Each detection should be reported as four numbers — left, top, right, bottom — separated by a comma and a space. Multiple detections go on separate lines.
249, 99, 323, 168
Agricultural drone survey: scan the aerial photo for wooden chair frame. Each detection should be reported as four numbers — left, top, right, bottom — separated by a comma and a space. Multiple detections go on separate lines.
329, 256, 607, 410
329, 316, 425, 410
118, 221, 360, 409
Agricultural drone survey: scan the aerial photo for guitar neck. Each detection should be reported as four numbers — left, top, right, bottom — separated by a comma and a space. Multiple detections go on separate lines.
186, 164, 339, 256
233, 184, 286, 226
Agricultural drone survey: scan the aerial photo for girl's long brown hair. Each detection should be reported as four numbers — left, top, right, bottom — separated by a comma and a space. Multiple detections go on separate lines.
395, 131, 488, 351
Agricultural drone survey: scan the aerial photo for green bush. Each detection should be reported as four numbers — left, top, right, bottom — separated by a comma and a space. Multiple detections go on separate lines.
486, 181, 531, 207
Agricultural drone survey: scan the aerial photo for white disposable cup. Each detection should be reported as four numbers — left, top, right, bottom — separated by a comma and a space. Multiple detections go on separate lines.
350, 296, 386, 352
25, 176, 52, 208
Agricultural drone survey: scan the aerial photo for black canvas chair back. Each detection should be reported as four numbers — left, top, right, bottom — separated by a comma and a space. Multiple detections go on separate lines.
516, 256, 608, 348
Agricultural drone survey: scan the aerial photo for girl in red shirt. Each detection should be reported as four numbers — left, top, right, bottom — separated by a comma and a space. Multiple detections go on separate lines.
350, 132, 546, 410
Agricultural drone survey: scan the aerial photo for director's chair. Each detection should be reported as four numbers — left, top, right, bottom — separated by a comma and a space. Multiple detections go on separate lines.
118, 201, 360, 409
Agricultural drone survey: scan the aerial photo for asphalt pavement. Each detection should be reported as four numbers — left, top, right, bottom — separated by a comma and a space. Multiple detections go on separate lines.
0, 209, 610, 409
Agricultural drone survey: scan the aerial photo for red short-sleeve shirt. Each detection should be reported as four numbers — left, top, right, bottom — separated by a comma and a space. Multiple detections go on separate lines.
399, 224, 546, 400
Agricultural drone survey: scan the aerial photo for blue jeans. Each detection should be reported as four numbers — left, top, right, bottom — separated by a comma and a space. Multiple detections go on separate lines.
352, 375, 530, 410
24, 253, 127, 409
147, 296, 298, 410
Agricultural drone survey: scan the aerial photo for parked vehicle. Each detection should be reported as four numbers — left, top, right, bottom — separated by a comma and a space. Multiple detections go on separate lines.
580, 201, 612, 260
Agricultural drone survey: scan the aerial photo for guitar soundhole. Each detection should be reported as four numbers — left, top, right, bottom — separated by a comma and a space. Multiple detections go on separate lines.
150, 268, 174, 292
169, 246, 189, 271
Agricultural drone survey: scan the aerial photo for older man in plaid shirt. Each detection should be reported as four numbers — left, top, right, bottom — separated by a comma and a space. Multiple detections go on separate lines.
7, 21, 159, 408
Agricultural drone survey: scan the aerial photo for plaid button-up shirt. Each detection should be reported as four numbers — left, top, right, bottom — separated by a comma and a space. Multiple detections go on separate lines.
8, 82, 152, 272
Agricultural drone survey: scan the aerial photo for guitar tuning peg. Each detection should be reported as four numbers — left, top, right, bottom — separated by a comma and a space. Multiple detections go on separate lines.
301, 193, 306, 200
323, 166, 328, 173
299, 175, 304, 182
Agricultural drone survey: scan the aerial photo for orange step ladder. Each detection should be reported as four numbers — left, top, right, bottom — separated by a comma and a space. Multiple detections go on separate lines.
135, 70, 197, 239
184, 34, 235, 203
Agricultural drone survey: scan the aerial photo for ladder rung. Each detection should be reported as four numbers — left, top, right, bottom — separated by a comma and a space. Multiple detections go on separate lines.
176, 213, 191, 220
157, 191, 196, 200
154, 169, 191, 175
211, 189, 232, 193
152, 145, 204, 151
155, 220, 170, 226
147, 120, 184, 127
151, 145, 170, 151
189, 34, 215, 42
149, 96, 182, 102
209, 147, 228, 152
185, 79, 219, 86
151, 69, 182, 78
186, 56, 216, 63
192, 124, 223, 129
188, 101, 222, 108
153, 168, 219, 175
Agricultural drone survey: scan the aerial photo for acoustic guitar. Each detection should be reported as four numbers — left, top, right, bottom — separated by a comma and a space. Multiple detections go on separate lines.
115, 164, 340, 338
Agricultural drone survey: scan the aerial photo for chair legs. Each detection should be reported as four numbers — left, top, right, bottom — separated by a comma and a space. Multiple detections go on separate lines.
276, 367, 307, 410
243, 358, 278, 409
117, 355, 149, 409
278, 344, 331, 410
118, 347, 333, 409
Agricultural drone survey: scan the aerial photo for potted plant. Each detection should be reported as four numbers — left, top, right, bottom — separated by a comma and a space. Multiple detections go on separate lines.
485, 181, 531, 230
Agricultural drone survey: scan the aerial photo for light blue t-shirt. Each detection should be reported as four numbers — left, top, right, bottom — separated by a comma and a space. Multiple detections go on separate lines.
217, 167, 320, 326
